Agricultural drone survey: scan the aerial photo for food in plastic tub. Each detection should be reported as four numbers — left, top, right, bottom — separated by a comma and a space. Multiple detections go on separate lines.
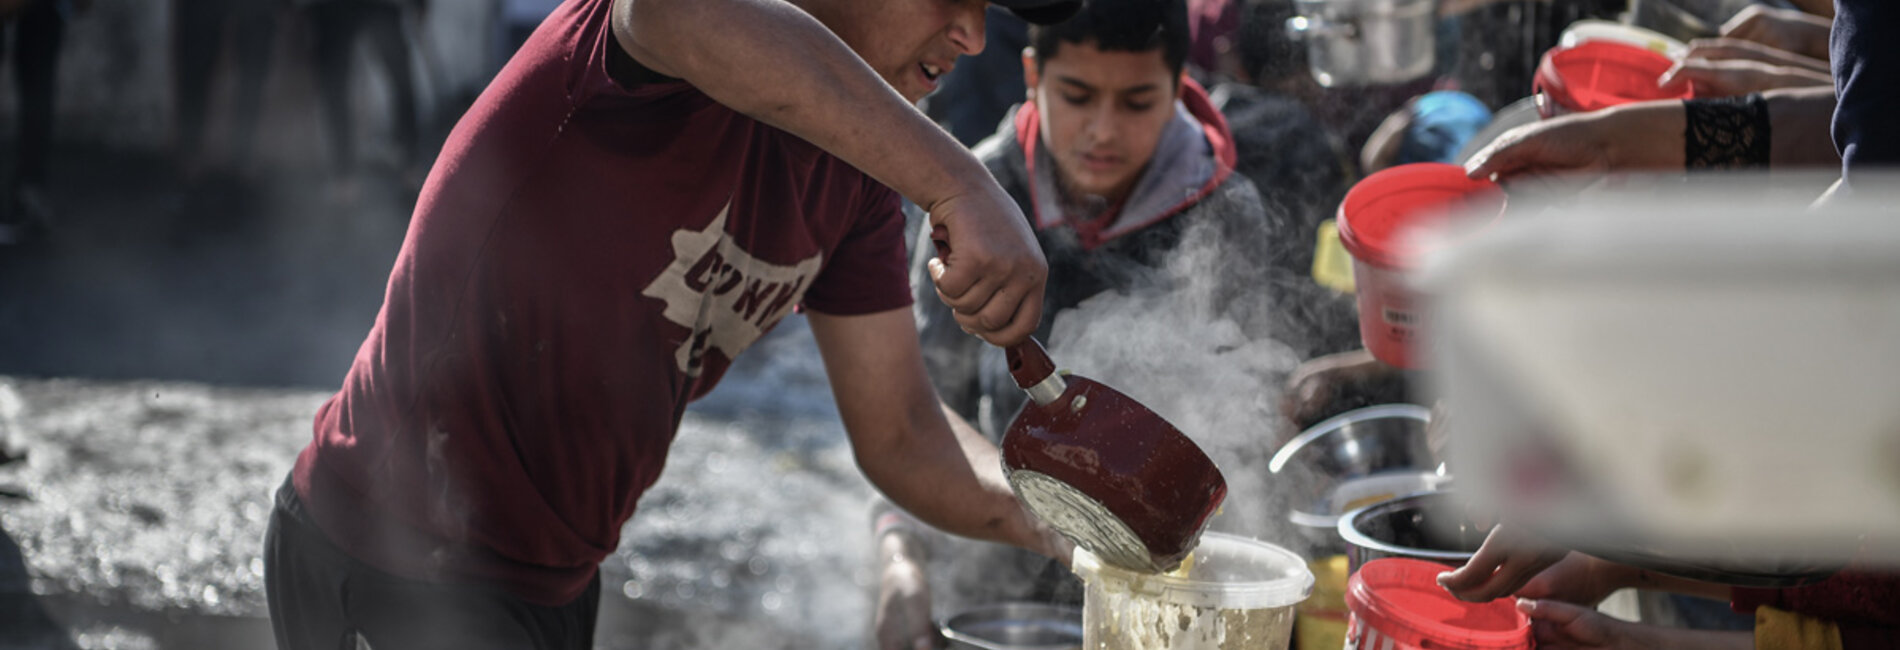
1074, 533, 1313, 650
1345, 558, 1532, 650
1336, 163, 1504, 369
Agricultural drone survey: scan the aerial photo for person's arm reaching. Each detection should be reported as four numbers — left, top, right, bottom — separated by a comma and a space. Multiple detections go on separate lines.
809, 307, 1070, 560
1466, 86, 1838, 184
612, 0, 1046, 345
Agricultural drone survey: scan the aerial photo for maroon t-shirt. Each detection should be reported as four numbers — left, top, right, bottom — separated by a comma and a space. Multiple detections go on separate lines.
291, 0, 909, 605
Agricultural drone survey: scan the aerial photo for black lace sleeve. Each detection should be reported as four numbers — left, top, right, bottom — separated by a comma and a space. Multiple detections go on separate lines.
1683, 93, 1771, 170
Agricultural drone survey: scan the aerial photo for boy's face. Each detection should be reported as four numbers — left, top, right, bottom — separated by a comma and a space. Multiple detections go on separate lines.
815, 0, 988, 103
1027, 41, 1179, 202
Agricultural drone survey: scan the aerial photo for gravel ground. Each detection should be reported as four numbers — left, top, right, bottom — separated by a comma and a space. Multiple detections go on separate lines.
0, 317, 883, 650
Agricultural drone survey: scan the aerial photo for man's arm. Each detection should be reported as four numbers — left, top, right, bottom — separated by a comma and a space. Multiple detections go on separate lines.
611, 0, 1045, 345
807, 307, 1067, 560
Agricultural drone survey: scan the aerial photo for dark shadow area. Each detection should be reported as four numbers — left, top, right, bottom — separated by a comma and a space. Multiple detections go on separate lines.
0, 518, 81, 650
0, 139, 414, 389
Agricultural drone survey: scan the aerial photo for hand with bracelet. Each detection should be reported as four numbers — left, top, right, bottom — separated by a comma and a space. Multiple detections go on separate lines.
1464, 86, 1838, 186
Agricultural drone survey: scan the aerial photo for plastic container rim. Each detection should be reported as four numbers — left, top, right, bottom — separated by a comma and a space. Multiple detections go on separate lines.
1072, 532, 1316, 610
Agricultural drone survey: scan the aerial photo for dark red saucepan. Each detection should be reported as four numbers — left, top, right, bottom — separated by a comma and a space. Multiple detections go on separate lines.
929, 228, 1226, 573
999, 338, 1227, 573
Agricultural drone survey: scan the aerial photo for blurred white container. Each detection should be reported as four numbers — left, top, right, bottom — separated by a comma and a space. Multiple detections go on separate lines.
1423, 181, 1900, 571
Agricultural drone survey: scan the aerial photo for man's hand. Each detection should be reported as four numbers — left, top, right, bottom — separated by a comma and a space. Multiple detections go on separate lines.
1515, 552, 1637, 607
1465, 102, 1685, 187
1521, 598, 1755, 650
1437, 524, 1569, 602
1517, 598, 1642, 650
1279, 349, 1397, 431
1659, 58, 1832, 98
1682, 37, 1829, 73
873, 532, 942, 650
924, 192, 1047, 347
1720, 5, 1832, 61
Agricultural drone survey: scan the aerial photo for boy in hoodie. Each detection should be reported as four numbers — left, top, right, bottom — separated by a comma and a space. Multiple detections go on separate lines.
874, 1, 1355, 646
912, 0, 1348, 441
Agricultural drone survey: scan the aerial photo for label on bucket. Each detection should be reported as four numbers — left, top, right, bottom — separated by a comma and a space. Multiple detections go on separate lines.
1381, 306, 1417, 328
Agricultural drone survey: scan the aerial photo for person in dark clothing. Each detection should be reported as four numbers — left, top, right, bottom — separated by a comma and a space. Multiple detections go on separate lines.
174, 0, 284, 176
298, 0, 425, 186
1829, 0, 1899, 190
0, 0, 76, 244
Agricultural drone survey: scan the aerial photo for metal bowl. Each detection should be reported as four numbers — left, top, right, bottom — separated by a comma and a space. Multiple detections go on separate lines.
1338, 491, 1485, 573
1270, 404, 1440, 531
940, 602, 1083, 650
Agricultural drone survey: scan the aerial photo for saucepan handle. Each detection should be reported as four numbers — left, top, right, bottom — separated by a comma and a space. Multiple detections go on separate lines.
928, 226, 1063, 404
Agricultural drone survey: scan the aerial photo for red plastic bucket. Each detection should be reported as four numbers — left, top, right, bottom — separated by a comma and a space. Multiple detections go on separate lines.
1533, 40, 1694, 118
1345, 558, 1532, 650
1336, 163, 1504, 369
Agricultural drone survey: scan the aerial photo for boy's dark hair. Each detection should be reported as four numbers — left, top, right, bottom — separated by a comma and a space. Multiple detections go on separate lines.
1029, 0, 1190, 78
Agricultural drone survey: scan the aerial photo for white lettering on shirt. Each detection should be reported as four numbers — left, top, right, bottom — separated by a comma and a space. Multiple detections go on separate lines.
641, 205, 822, 376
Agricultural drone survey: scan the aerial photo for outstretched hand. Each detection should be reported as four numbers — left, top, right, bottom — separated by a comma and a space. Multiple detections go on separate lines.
1518, 598, 1638, 650
873, 533, 942, 650
924, 189, 1048, 347
1464, 103, 1685, 187
1515, 552, 1636, 607
1437, 524, 1569, 602
1658, 58, 1831, 98
1719, 4, 1832, 61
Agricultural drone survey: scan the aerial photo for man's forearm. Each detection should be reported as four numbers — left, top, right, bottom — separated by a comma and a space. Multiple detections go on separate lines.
858, 412, 1040, 552
610, 0, 989, 211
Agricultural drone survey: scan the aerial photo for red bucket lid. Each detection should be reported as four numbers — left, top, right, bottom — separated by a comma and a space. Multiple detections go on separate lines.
1535, 40, 1694, 114
1336, 163, 1505, 270
1346, 558, 1532, 650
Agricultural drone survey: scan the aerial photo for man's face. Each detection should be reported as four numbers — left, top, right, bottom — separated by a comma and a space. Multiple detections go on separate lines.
815, 0, 988, 104
1028, 41, 1179, 201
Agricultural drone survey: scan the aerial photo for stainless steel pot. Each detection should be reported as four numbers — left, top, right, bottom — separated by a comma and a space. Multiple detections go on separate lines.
940, 602, 1083, 650
1286, 0, 1436, 87
1269, 403, 1439, 534
1337, 490, 1484, 573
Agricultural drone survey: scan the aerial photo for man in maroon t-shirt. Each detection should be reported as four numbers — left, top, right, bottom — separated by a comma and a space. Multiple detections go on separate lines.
263, 0, 1080, 648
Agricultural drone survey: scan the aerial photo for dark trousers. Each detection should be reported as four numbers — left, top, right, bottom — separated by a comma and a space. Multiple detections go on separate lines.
264, 481, 602, 650
305, 0, 419, 173
1, 0, 63, 188
174, 0, 279, 166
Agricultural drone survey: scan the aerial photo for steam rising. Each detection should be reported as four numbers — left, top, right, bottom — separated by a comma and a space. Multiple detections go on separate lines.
1044, 212, 1324, 551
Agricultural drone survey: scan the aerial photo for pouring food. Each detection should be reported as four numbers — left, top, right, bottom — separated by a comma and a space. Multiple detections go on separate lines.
929, 227, 1226, 573
997, 338, 1227, 574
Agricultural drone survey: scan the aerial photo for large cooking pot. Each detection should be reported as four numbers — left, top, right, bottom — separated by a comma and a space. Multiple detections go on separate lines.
941, 602, 1083, 650
1337, 490, 1484, 573
1286, 0, 1436, 87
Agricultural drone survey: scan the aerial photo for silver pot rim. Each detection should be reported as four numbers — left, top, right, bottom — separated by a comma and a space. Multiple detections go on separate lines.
1336, 490, 1475, 562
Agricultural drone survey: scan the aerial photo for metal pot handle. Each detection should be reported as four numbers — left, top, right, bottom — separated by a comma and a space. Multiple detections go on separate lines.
938, 622, 1012, 650
1285, 14, 1358, 40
